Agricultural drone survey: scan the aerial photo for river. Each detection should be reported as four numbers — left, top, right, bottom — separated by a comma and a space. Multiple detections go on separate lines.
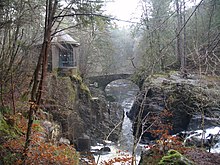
105, 80, 139, 152
92, 79, 141, 164
91, 79, 220, 164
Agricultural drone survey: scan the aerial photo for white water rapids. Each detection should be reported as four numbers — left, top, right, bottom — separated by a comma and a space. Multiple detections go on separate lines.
90, 80, 220, 165
92, 80, 141, 164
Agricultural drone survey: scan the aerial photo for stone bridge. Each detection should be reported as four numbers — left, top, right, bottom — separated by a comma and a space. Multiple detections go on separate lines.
87, 74, 134, 90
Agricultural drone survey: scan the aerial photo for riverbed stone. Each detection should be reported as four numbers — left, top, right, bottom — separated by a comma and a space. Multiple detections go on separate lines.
99, 146, 111, 152
77, 134, 91, 151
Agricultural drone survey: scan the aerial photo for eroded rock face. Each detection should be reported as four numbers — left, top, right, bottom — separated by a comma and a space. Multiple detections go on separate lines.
83, 87, 124, 144
43, 74, 123, 146
128, 72, 220, 141
68, 96, 123, 145
128, 86, 193, 141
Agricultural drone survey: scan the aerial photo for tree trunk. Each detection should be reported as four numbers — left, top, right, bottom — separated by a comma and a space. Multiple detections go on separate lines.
182, 0, 186, 71
175, 0, 183, 67
22, 0, 58, 163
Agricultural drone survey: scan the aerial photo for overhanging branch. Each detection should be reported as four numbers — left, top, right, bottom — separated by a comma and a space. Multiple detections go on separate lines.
53, 13, 139, 24
54, 13, 109, 19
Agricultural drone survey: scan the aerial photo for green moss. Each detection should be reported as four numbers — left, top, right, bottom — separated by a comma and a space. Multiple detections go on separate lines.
159, 150, 194, 165
66, 78, 77, 102
0, 117, 10, 135
57, 76, 77, 102
79, 83, 92, 99
168, 70, 178, 75
0, 107, 12, 114
50, 71, 92, 104
71, 73, 83, 84
152, 72, 169, 79
32, 120, 44, 132
1, 149, 22, 165
52, 68, 59, 75
0, 114, 17, 138
20, 91, 29, 101
71, 73, 92, 99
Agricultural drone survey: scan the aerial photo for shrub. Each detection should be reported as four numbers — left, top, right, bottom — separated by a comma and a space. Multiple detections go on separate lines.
1, 113, 79, 165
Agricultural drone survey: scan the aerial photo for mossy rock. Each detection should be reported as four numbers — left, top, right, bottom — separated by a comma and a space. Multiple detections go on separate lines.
0, 114, 17, 138
48, 75, 77, 105
159, 150, 194, 165
0, 107, 12, 114
79, 83, 91, 98
70, 73, 92, 99
71, 73, 83, 84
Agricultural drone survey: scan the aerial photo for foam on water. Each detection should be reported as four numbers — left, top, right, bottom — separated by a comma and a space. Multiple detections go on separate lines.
92, 143, 140, 165
184, 127, 220, 153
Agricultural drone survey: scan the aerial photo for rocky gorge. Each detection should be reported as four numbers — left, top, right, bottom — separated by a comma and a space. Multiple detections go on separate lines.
42, 73, 124, 148
1, 70, 220, 164
43, 71, 220, 163
128, 71, 220, 142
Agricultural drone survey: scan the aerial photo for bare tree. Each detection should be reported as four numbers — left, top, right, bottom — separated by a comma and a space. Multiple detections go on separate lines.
175, 0, 183, 68
22, 0, 58, 163
0, 0, 44, 112
22, 0, 110, 163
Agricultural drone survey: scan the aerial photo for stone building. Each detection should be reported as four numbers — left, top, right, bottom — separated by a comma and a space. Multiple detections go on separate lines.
48, 31, 80, 75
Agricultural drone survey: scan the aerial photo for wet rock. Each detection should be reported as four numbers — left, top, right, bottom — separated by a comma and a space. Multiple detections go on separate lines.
59, 137, 70, 145
183, 128, 220, 151
41, 120, 60, 142
99, 146, 111, 152
128, 71, 220, 141
91, 146, 111, 155
128, 86, 192, 140
188, 115, 219, 130
77, 134, 91, 152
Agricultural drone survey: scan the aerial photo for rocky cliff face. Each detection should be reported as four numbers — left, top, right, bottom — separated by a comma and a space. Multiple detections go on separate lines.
43, 74, 123, 146
127, 72, 220, 141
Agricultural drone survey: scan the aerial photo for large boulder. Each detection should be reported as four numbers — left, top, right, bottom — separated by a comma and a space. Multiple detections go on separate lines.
128, 72, 220, 141
158, 149, 194, 165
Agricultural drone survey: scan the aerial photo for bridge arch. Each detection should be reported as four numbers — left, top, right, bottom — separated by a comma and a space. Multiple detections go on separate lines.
105, 79, 140, 102
87, 74, 136, 90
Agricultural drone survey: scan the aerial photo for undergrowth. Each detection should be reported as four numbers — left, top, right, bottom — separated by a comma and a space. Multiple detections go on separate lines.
0, 112, 79, 165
